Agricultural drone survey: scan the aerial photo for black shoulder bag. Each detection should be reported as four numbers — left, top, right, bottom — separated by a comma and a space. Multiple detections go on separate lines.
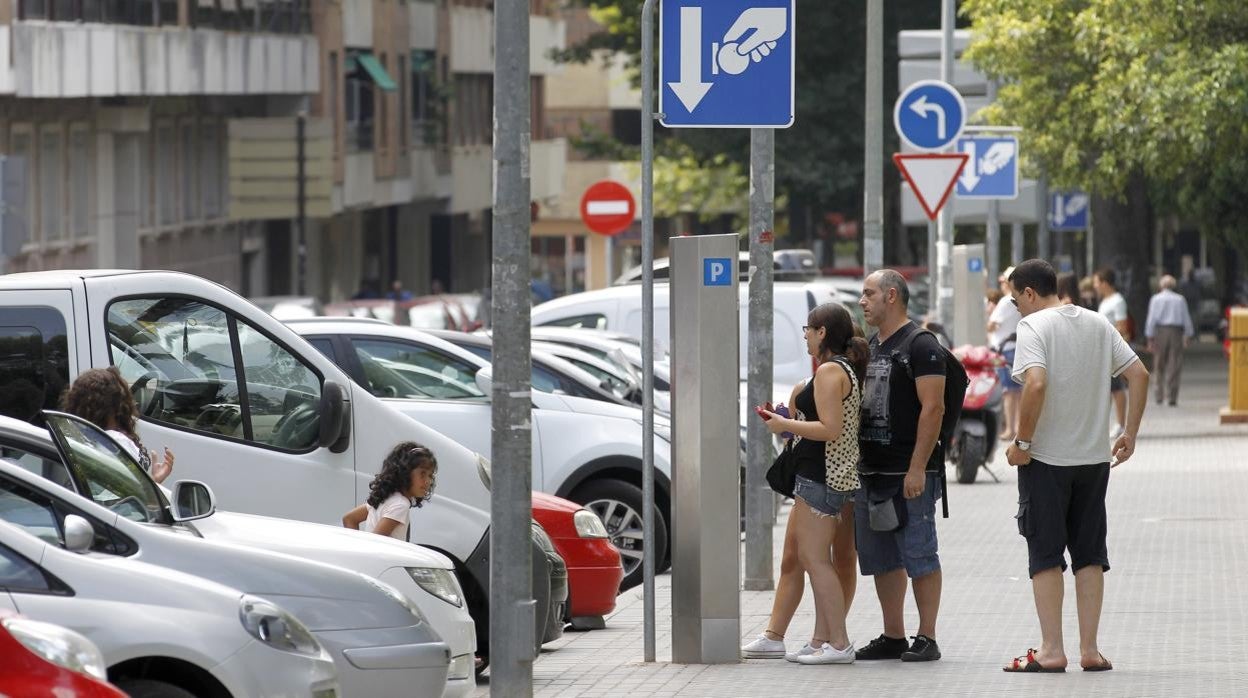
765, 439, 798, 498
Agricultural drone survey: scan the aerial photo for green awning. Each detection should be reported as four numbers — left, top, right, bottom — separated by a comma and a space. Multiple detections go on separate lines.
356, 53, 398, 92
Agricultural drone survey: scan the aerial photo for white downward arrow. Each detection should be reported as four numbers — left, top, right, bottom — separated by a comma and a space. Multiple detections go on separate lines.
910, 95, 947, 139
668, 6, 712, 112
959, 140, 981, 192
1053, 195, 1067, 225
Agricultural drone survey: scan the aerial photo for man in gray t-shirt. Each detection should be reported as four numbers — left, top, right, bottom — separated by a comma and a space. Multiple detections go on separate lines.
1001, 260, 1149, 674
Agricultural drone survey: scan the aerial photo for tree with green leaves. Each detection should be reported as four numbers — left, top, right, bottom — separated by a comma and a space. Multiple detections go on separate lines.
964, 0, 1248, 318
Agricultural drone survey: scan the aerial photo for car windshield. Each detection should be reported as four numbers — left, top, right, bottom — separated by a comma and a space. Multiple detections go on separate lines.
43, 413, 169, 525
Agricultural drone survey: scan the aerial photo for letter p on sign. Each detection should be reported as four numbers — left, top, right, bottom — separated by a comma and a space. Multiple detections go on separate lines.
703, 258, 732, 286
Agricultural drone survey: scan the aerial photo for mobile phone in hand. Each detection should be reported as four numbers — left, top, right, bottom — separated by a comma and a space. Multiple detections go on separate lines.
754, 405, 772, 421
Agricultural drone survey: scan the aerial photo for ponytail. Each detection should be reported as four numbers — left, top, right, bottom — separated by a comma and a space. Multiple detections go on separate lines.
843, 335, 869, 384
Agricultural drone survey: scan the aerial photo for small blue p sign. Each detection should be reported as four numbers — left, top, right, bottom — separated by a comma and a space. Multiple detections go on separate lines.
703, 258, 732, 286
968, 258, 984, 273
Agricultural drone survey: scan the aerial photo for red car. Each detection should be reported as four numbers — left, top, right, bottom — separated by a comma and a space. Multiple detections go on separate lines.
0, 610, 126, 697
532, 491, 623, 629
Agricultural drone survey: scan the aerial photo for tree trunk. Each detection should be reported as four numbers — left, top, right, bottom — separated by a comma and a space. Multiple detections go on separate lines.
1091, 171, 1153, 342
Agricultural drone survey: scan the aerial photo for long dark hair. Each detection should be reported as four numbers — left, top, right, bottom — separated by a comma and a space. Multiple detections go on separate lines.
369, 442, 438, 509
62, 367, 146, 453
808, 303, 869, 383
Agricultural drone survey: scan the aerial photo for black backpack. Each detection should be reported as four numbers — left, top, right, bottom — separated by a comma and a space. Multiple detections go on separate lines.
887, 328, 969, 517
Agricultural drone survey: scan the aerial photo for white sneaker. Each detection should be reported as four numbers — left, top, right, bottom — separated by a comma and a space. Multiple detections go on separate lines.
796, 642, 856, 665
741, 634, 786, 659
784, 643, 817, 663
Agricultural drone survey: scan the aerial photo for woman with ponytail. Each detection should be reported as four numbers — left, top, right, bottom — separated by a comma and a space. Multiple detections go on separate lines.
741, 302, 867, 665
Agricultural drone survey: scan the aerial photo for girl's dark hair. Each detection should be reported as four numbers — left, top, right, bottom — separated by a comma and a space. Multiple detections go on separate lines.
369, 442, 438, 509
808, 302, 869, 383
1056, 272, 1080, 302
61, 367, 145, 453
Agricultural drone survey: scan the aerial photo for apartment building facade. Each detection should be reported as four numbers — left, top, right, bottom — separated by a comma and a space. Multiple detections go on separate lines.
0, 0, 566, 302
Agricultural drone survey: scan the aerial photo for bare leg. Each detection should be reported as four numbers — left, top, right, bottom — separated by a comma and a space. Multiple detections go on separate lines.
1028, 566, 1068, 669
762, 504, 811, 641
912, 569, 942, 639
1112, 390, 1126, 429
1075, 566, 1107, 668
832, 501, 858, 612
793, 499, 849, 649
874, 569, 908, 639
1000, 390, 1019, 440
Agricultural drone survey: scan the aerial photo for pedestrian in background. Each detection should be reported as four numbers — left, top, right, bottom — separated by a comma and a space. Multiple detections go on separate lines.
744, 303, 867, 665
988, 267, 1022, 442
1094, 268, 1131, 438
1056, 273, 1081, 306
343, 443, 437, 541
62, 367, 174, 484
854, 270, 946, 663
1003, 259, 1148, 673
1078, 277, 1098, 311
1146, 274, 1195, 406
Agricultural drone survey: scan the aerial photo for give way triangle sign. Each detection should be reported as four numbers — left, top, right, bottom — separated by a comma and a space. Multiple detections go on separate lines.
894, 153, 970, 221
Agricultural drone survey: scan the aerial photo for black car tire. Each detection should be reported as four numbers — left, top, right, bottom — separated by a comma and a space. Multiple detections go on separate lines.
572, 478, 667, 592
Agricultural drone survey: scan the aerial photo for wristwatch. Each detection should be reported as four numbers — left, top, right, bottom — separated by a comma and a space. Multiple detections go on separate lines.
1014, 439, 1032, 452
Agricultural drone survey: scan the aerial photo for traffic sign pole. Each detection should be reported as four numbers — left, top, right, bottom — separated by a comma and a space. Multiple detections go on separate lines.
639, 0, 657, 665
936, 0, 956, 333
863, 0, 884, 274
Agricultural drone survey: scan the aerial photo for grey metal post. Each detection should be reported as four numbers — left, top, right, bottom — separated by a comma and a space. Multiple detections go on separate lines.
744, 129, 775, 592
639, 0, 658, 664
935, 0, 956, 329
984, 82, 1000, 284
1037, 177, 1051, 260
296, 111, 307, 295
863, 0, 884, 273
491, 0, 535, 692
927, 220, 937, 288
1086, 205, 1095, 276
1011, 221, 1024, 265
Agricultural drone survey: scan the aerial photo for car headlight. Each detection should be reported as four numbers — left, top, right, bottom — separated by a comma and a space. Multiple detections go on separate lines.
238, 595, 323, 657
406, 567, 464, 608
476, 453, 492, 489
573, 509, 609, 539
358, 575, 429, 624
2, 617, 108, 680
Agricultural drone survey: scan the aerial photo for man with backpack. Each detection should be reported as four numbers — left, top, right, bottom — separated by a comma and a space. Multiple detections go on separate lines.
854, 270, 967, 663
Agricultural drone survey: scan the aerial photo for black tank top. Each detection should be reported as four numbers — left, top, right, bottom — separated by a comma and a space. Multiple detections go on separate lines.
793, 374, 827, 482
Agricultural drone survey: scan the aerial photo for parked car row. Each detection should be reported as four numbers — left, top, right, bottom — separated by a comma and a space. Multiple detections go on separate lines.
0, 270, 627, 696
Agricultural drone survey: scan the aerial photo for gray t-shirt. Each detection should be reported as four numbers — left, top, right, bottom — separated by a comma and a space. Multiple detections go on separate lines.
1011, 305, 1139, 466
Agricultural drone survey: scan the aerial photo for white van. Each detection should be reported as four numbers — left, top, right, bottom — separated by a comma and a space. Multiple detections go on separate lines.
0, 269, 525, 664
531, 280, 859, 392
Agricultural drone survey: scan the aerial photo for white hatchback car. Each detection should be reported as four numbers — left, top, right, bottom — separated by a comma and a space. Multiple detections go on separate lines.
0, 518, 340, 698
0, 412, 451, 698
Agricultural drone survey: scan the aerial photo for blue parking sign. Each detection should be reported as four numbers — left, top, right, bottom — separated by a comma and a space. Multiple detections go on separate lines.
660, 0, 795, 128
703, 258, 733, 286
955, 136, 1019, 199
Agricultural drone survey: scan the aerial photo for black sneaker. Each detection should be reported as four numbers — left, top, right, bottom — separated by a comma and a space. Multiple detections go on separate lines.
855, 634, 909, 660
901, 634, 942, 662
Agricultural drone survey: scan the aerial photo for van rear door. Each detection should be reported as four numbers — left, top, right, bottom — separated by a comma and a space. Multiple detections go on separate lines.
0, 288, 81, 425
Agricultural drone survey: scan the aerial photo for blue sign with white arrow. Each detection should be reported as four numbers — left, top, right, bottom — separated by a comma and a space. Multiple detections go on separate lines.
894, 80, 967, 151
955, 135, 1019, 199
659, 0, 795, 128
1049, 190, 1090, 231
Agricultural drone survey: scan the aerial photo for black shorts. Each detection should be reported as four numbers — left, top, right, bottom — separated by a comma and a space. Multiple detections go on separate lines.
1015, 459, 1111, 578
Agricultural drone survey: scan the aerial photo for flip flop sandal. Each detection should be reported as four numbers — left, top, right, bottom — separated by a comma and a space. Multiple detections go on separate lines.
1003, 649, 1066, 673
1082, 653, 1113, 672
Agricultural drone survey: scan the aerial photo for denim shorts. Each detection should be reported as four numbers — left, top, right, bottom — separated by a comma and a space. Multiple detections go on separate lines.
793, 475, 856, 518
998, 347, 1021, 392
854, 472, 942, 579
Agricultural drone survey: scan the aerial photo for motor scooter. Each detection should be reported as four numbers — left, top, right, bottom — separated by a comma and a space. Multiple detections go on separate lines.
948, 345, 1004, 484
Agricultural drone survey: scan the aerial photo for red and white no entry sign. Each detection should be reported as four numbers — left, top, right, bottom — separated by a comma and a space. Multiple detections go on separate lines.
580, 180, 636, 236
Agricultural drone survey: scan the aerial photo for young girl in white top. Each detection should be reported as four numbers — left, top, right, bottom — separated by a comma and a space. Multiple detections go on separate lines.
342, 442, 437, 541
62, 367, 175, 484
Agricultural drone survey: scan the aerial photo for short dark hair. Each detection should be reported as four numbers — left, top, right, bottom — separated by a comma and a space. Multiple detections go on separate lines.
1056, 272, 1080, 301
1095, 267, 1117, 288
1009, 259, 1057, 298
876, 269, 910, 307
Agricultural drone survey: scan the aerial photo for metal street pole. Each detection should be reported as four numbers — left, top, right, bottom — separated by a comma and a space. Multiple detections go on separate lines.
1037, 177, 1051, 261
744, 128, 775, 592
936, 0, 956, 329
984, 82, 1000, 284
1011, 221, 1024, 266
491, 0, 534, 692
863, 0, 884, 274
639, 0, 658, 664
1086, 205, 1095, 276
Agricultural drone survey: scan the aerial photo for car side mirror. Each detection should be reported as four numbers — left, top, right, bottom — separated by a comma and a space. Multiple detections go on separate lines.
170, 480, 217, 522
475, 367, 493, 395
63, 514, 95, 554
319, 380, 352, 453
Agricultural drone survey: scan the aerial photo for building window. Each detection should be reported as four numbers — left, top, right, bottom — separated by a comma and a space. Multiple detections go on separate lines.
69, 126, 90, 239
156, 124, 176, 226
328, 51, 340, 154
39, 128, 63, 243
398, 54, 408, 150
201, 121, 221, 219
345, 52, 376, 152
531, 76, 545, 140
7, 128, 34, 247
378, 54, 389, 152
455, 74, 492, 146
411, 50, 435, 145
181, 121, 198, 221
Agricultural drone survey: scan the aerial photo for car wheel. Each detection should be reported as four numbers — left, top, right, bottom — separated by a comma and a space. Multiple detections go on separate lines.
114, 680, 197, 698
572, 479, 667, 592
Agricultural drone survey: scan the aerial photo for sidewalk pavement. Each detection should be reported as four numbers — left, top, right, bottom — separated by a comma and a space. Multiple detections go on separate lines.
477, 342, 1248, 697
